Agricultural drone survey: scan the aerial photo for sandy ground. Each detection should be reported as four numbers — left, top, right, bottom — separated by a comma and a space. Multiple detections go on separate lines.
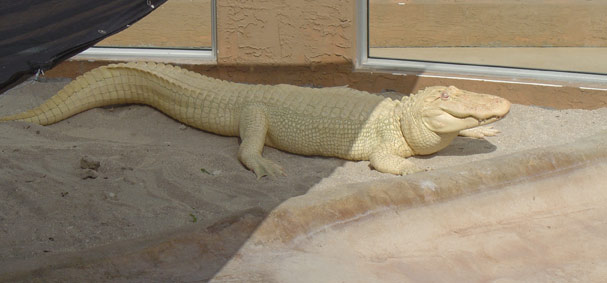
1, 78, 607, 280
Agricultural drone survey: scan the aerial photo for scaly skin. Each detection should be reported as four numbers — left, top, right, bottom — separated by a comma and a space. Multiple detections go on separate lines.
0, 62, 511, 178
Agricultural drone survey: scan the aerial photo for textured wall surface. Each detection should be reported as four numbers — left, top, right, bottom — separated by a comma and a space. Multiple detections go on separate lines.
217, 0, 355, 65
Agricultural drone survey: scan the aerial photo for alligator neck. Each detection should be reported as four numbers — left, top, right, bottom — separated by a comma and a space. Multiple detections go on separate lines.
400, 102, 458, 156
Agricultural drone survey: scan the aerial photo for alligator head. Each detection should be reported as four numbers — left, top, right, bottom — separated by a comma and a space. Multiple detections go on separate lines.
401, 86, 511, 155
418, 86, 510, 133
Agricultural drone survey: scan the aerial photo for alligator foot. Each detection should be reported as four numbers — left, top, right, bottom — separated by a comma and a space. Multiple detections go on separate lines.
245, 156, 286, 179
459, 126, 501, 139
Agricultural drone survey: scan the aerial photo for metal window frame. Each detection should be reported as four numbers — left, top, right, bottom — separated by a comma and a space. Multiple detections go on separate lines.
75, 0, 217, 63
356, 0, 607, 87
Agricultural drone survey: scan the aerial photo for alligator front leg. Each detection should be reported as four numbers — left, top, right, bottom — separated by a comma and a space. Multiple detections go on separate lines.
369, 147, 425, 175
237, 104, 285, 179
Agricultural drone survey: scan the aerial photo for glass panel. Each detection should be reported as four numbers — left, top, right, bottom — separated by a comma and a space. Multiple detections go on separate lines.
368, 0, 607, 74
97, 0, 212, 49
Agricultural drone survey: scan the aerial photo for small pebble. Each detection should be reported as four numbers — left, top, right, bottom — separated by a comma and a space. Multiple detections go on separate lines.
80, 169, 98, 180
80, 156, 101, 170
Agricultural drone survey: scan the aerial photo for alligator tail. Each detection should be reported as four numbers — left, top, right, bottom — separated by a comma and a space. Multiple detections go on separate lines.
0, 62, 176, 125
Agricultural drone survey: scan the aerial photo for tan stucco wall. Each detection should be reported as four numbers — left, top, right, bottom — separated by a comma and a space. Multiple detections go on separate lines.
216, 0, 355, 65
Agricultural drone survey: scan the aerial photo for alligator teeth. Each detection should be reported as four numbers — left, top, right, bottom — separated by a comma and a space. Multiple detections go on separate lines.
478, 116, 501, 124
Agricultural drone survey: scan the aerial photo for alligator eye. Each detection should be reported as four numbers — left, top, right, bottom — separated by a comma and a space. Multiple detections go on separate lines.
440, 91, 450, 99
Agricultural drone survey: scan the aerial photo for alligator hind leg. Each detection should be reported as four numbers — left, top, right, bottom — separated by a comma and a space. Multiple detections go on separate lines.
237, 104, 285, 179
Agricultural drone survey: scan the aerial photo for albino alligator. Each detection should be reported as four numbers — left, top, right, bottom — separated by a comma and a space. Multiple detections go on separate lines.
0, 62, 510, 178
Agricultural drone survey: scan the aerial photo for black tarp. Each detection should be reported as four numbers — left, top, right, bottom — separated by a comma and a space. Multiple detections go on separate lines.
0, 0, 167, 94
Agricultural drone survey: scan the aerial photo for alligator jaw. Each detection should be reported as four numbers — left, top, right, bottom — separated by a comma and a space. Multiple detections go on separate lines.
477, 115, 503, 126
450, 113, 505, 127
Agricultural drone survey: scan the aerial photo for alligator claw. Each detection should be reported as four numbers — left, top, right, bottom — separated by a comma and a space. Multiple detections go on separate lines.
249, 157, 286, 179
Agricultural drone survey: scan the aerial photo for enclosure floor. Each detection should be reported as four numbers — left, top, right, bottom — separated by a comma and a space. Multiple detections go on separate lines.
1, 80, 607, 281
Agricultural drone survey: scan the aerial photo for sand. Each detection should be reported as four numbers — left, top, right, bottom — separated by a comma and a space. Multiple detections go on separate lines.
1, 78, 607, 281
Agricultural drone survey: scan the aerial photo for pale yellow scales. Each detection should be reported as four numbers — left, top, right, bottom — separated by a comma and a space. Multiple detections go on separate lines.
0, 62, 511, 178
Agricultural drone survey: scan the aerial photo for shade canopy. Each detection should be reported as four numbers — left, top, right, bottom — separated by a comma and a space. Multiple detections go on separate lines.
0, 0, 167, 94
